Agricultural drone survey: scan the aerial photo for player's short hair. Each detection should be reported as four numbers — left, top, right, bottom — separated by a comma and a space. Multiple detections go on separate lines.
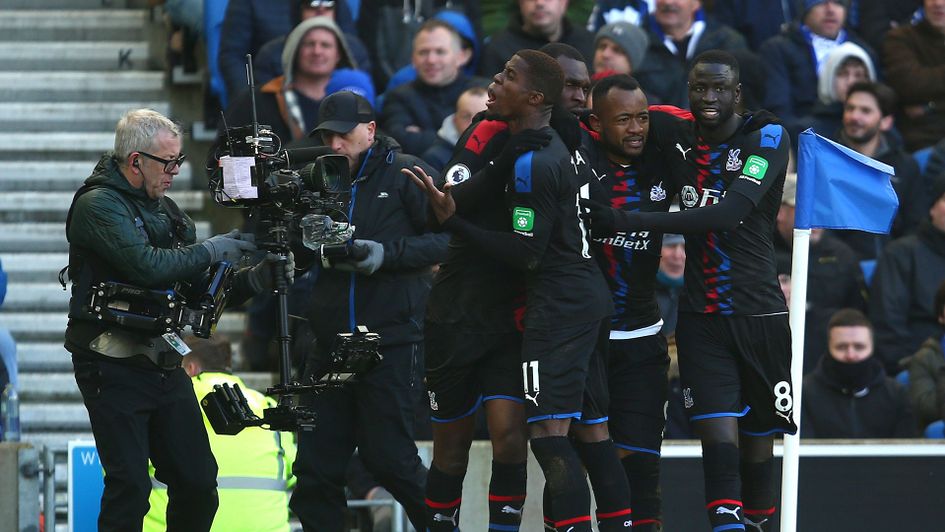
114, 109, 181, 161
515, 49, 564, 107
591, 74, 642, 107
183, 334, 233, 373
539, 42, 587, 64
827, 308, 873, 333
691, 49, 740, 82
935, 279, 945, 320
845, 81, 897, 117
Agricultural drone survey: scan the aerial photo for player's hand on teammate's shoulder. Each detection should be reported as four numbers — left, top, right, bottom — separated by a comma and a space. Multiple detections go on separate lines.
493, 129, 554, 173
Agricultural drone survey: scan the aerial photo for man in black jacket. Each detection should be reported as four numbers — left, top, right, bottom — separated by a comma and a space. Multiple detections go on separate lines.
801, 309, 917, 438
380, 19, 486, 156
633, 0, 747, 108
479, 0, 595, 79
289, 91, 449, 532
870, 175, 945, 374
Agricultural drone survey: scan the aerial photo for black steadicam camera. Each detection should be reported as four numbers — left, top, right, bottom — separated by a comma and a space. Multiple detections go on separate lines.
201, 326, 382, 434
208, 123, 361, 259
202, 94, 381, 433
85, 261, 234, 339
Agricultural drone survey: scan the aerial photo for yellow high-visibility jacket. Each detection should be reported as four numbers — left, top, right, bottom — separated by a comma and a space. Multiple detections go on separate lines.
143, 373, 296, 532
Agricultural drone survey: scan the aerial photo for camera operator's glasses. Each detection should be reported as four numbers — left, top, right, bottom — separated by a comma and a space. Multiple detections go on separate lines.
139, 151, 187, 173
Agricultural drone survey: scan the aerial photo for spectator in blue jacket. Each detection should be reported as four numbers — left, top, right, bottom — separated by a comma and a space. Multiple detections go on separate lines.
759, 0, 876, 141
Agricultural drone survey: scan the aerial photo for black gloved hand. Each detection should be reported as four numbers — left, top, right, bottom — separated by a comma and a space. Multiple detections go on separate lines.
550, 105, 584, 153
247, 252, 295, 293
579, 199, 618, 238
492, 129, 554, 174
202, 229, 257, 263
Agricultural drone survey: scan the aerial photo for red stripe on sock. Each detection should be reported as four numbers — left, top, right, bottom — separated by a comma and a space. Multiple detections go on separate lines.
554, 515, 592, 527
425, 497, 462, 509
706, 499, 743, 509
745, 506, 776, 516
634, 518, 661, 526
596, 508, 632, 519
488, 493, 527, 502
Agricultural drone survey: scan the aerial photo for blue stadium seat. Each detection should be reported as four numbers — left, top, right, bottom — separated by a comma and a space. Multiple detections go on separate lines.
914, 146, 934, 176
895, 369, 910, 388
924, 420, 944, 439
204, 0, 231, 108
860, 259, 877, 287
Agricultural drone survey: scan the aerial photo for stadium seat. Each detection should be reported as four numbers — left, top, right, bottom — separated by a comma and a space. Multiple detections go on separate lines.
860, 259, 877, 287
914, 146, 934, 176
924, 420, 944, 439
895, 369, 910, 388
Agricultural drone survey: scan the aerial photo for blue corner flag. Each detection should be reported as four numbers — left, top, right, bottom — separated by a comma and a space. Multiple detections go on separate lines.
796, 128, 899, 233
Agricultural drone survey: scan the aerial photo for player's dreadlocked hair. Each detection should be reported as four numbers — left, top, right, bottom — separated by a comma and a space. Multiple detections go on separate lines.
516, 49, 564, 107
692, 49, 741, 81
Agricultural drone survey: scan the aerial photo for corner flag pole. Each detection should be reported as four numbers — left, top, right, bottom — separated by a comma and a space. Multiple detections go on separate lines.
780, 228, 810, 532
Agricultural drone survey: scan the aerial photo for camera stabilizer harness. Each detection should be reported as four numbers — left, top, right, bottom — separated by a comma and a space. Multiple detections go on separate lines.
201, 55, 381, 434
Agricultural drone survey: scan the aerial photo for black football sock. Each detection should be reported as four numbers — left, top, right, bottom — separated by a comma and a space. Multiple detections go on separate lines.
530, 436, 592, 531
542, 482, 555, 530
702, 442, 744, 530
426, 464, 464, 531
622, 452, 663, 531
488, 460, 527, 531
574, 439, 632, 531
741, 458, 776, 531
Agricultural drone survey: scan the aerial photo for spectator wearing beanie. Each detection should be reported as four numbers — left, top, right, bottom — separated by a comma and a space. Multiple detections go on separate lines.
251, 0, 373, 88
592, 21, 649, 75
220, 17, 359, 144
811, 41, 876, 137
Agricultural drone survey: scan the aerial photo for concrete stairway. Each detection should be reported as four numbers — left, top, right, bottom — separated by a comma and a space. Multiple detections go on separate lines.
0, 3, 257, 528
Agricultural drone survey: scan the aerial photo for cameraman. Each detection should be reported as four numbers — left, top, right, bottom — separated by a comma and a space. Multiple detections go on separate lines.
290, 91, 448, 532
65, 109, 289, 532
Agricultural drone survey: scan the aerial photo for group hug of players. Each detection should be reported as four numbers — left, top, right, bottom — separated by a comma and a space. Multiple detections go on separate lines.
405, 45, 795, 532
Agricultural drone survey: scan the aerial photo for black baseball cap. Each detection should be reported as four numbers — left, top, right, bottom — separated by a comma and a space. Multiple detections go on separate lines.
310, 91, 375, 135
